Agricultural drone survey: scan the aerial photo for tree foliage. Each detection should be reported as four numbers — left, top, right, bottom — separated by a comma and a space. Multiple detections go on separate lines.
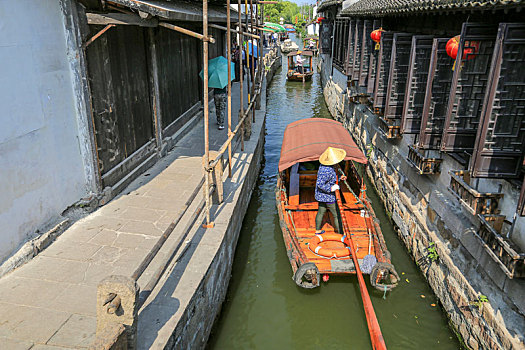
264, 0, 313, 27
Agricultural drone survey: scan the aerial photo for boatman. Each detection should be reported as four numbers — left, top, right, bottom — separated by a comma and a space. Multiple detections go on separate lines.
314, 147, 346, 235
295, 53, 304, 74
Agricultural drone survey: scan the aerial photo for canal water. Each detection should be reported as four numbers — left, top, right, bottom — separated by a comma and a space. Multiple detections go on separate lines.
207, 35, 461, 350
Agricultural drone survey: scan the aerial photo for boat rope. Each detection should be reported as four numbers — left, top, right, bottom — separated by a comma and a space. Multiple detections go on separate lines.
286, 209, 298, 235
383, 285, 387, 300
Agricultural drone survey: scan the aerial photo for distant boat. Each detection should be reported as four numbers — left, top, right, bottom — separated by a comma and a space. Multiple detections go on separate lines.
276, 118, 399, 289
280, 39, 299, 54
286, 50, 314, 82
303, 36, 319, 55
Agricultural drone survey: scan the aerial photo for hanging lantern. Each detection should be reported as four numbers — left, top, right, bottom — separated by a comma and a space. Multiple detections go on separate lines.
446, 35, 460, 60
446, 35, 479, 70
370, 28, 384, 50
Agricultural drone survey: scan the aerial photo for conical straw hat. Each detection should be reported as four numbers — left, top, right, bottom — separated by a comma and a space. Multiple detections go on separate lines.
319, 147, 346, 166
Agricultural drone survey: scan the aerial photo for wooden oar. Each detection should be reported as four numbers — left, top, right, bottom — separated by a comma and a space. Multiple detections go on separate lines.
335, 185, 387, 350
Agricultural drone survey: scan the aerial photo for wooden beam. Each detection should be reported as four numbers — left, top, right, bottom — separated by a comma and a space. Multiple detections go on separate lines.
86, 12, 158, 27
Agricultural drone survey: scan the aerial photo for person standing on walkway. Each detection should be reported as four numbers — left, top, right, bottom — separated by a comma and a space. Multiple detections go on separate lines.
214, 86, 227, 130
233, 45, 240, 83
314, 147, 347, 235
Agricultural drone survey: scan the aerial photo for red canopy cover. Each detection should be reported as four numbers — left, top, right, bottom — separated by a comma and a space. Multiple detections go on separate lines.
278, 118, 368, 172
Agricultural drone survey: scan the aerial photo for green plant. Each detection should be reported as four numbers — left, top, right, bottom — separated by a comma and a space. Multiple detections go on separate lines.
469, 294, 488, 309
366, 143, 374, 159
426, 242, 439, 262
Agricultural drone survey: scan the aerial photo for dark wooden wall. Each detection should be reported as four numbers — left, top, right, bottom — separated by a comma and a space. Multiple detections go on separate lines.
156, 26, 202, 130
85, 25, 154, 176
85, 23, 226, 186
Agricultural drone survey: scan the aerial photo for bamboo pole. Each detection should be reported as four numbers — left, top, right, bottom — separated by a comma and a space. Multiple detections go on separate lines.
202, 0, 213, 228
83, 24, 115, 48
238, 0, 245, 151
159, 22, 215, 43
208, 24, 260, 39
227, 0, 232, 178
244, 0, 252, 139
258, 0, 263, 81
249, 0, 255, 123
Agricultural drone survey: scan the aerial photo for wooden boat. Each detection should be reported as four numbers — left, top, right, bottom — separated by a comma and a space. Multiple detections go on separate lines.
276, 118, 399, 289
303, 36, 319, 55
286, 50, 314, 82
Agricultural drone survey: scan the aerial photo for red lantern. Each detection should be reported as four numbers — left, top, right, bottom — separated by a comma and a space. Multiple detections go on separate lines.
446, 35, 460, 60
446, 35, 479, 60
370, 28, 384, 50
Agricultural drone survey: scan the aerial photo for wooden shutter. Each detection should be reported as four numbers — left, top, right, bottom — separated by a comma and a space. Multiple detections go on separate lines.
367, 20, 381, 95
418, 38, 455, 149
384, 33, 413, 124
352, 19, 362, 81
402, 36, 433, 134
320, 20, 333, 54
359, 20, 373, 87
373, 31, 393, 112
441, 23, 498, 153
470, 23, 525, 178
345, 20, 355, 75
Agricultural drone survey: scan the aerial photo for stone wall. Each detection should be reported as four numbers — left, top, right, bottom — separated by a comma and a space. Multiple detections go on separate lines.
320, 59, 525, 350
0, 1, 95, 264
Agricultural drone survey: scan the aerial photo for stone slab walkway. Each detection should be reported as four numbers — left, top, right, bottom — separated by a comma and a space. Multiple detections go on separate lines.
0, 69, 259, 349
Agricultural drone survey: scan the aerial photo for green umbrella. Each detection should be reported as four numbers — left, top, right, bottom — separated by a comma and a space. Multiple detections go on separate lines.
264, 22, 286, 32
199, 56, 235, 89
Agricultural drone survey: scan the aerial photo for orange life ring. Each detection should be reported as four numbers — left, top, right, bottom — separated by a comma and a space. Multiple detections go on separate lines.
308, 233, 351, 258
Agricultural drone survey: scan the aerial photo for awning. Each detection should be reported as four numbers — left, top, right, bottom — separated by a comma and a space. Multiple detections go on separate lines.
108, 0, 243, 22
278, 119, 367, 172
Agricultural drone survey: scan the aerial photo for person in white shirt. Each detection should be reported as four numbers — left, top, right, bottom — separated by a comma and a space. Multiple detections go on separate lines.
296, 54, 304, 74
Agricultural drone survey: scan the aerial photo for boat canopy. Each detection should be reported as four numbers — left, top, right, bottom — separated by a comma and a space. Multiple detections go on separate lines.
287, 50, 314, 57
278, 119, 367, 172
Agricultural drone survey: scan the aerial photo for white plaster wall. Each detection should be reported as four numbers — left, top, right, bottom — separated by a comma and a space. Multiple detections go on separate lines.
0, 1, 90, 262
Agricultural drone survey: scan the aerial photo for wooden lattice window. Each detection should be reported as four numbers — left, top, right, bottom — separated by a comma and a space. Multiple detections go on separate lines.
441, 23, 498, 153
352, 19, 363, 81
471, 23, 525, 178
367, 20, 381, 95
384, 33, 413, 124
320, 19, 333, 55
359, 20, 373, 87
418, 38, 455, 150
332, 19, 342, 68
373, 32, 394, 113
402, 36, 433, 134
345, 19, 355, 75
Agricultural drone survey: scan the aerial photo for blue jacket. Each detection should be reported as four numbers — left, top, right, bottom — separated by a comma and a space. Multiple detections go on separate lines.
315, 165, 337, 203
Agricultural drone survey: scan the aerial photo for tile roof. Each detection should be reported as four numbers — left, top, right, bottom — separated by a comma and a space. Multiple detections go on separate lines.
318, 0, 343, 12
340, 0, 524, 16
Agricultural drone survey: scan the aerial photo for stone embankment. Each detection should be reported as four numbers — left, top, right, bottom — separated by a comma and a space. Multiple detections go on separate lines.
319, 57, 525, 350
